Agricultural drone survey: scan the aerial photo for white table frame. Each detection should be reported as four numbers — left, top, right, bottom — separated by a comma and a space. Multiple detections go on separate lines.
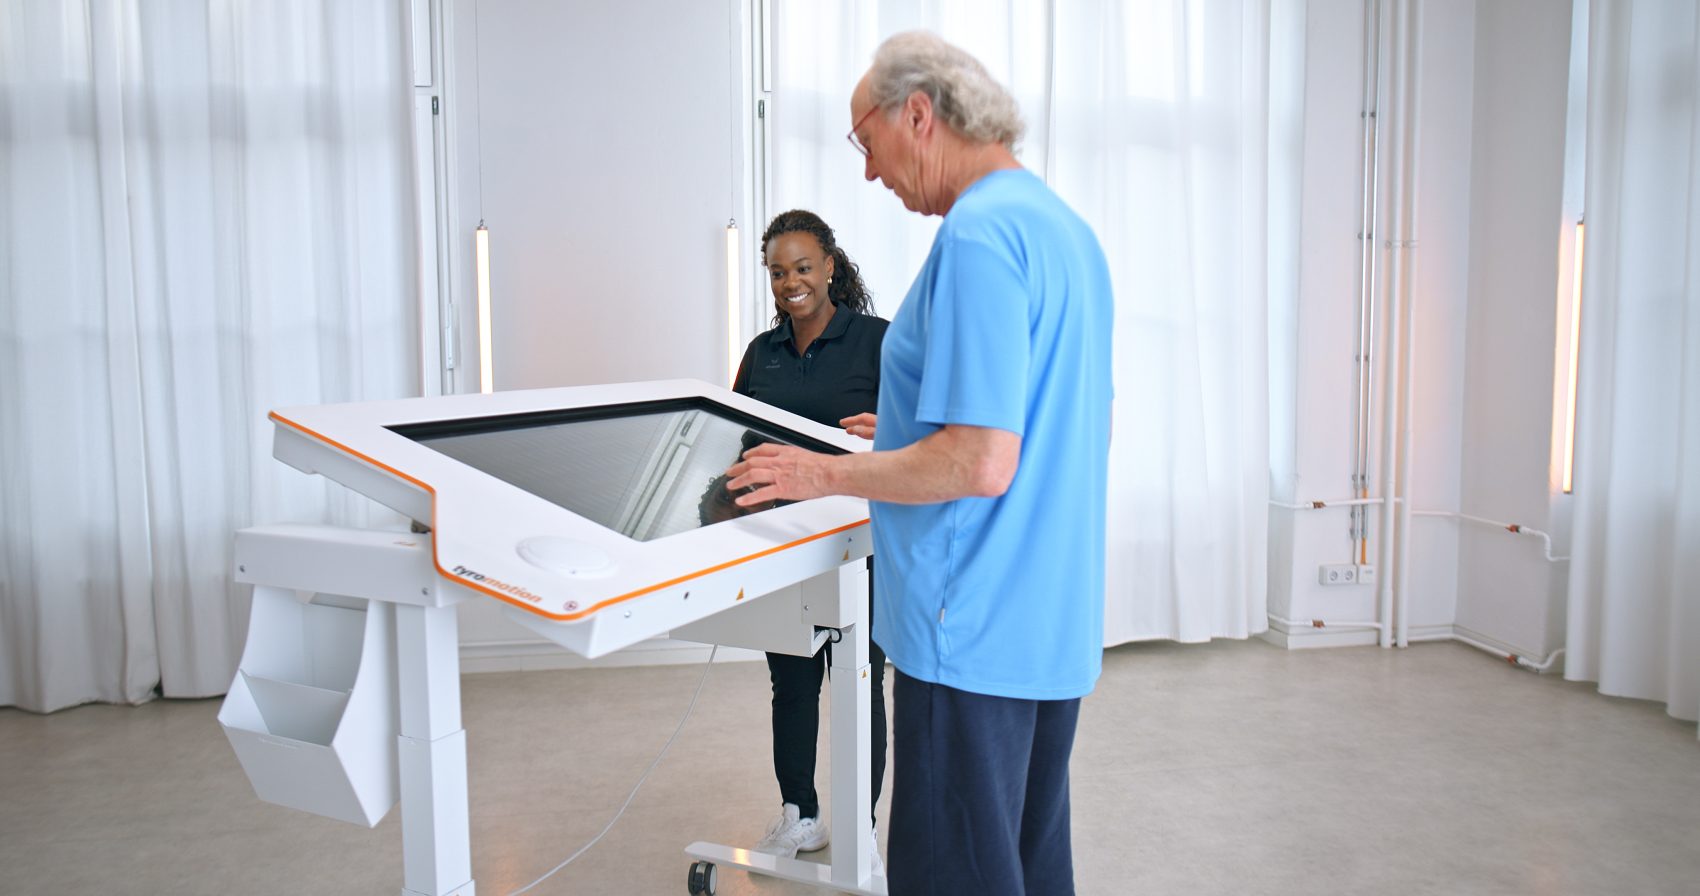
227, 524, 884, 896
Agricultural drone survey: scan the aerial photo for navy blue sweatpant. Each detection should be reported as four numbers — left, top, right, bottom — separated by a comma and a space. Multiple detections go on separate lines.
887, 670, 1081, 896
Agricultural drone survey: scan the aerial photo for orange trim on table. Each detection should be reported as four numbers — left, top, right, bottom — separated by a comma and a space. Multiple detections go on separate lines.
267, 410, 868, 622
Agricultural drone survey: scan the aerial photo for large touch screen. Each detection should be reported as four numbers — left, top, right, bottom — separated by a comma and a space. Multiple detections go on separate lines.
388, 398, 843, 542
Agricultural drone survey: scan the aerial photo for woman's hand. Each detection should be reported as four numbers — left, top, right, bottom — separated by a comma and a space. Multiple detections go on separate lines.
841, 413, 877, 440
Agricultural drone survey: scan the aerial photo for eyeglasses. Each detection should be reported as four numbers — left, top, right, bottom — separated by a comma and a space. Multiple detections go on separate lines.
846, 104, 880, 159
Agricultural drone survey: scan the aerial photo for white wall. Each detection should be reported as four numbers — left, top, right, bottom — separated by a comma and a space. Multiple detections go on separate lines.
1276, 0, 1366, 634
441, 0, 761, 668
446, 0, 747, 393
1272, 0, 1476, 646
1273, 0, 1577, 658
1453, 0, 1574, 657
1400, 0, 1477, 634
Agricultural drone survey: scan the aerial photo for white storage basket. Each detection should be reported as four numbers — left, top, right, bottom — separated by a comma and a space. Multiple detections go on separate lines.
218, 585, 399, 826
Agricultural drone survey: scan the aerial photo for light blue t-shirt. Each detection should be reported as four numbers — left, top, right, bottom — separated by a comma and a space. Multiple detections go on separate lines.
870, 168, 1114, 701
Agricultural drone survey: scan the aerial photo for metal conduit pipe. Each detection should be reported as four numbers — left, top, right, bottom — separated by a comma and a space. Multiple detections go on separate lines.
1269, 497, 1387, 510
1353, 0, 1385, 567
1408, 632, 1566, 673
1411, 510, 1570, 562
1373, 0, 1407, 649
1393, 0, 1424, 648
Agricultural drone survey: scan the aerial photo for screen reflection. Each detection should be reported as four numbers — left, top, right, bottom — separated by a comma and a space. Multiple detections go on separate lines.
404, 406, 791, 542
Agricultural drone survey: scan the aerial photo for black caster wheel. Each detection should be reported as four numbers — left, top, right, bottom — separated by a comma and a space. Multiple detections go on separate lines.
687, 860, 717, 895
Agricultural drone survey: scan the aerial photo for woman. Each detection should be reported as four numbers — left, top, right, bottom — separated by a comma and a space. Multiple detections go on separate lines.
732, 209, 888, 865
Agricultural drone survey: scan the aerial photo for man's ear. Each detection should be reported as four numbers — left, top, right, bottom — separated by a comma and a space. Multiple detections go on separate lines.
904, 89, 934, 135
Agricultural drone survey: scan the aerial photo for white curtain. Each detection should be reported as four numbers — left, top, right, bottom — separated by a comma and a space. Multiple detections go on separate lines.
0, 1, 418, 713
1565, 0, 1700, 733
769, 0, 1273, 644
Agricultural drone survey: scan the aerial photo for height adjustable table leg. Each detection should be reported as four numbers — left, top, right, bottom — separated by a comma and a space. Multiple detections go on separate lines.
397, 603, 476, 896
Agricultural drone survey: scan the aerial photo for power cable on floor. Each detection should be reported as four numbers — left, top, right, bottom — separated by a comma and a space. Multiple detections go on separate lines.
506, 645, 719, 895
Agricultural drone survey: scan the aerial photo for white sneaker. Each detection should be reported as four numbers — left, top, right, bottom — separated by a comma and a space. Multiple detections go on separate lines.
754, 803, 829, 857
868, 822, 885, 878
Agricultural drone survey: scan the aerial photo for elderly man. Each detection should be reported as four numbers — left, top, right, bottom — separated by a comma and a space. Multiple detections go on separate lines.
728, 30, 1113, 896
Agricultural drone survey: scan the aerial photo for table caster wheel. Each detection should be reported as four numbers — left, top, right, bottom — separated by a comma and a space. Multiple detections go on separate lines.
687, 859, 717, 895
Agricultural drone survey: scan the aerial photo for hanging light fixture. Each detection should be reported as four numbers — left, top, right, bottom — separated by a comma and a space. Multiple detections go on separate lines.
1562, 217, 1584, 493
726, 219, 740, 385
475, 221, 494, 394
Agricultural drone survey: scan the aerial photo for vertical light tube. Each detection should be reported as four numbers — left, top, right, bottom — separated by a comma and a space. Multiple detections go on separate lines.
726, 220, 741, 385
475, 223, 494, 394
1563, 218, 1584, 493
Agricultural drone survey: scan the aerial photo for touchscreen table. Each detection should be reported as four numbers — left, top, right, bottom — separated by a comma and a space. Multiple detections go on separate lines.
268, 379, 873, 657
226, 378, 884, 896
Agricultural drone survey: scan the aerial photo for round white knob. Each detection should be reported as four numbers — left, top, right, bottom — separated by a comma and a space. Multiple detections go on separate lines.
516, 536, 614, 577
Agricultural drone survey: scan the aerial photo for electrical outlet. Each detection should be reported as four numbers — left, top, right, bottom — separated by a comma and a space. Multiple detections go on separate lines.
1356, 564, 1377, 586
1319, 563, 1358, 586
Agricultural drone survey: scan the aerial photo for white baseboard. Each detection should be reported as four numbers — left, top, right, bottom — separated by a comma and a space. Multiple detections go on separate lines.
1405, 623, 1458, 642
1260, 619, 1484, 652
1259, 617, 1379, 649
459, 637, 766, 674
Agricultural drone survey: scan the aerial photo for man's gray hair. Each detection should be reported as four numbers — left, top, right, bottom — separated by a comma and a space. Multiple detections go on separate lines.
867, 31, 1025, 149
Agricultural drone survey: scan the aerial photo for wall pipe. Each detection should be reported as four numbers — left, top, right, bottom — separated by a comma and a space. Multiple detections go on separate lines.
1393, 0, 1424, 648
1373, 0, 1405, 649
1411, 510, 1570, 562
1269, 497, 1387, 510
1409, 631, 1566, 673
1353, 0, 1385, 567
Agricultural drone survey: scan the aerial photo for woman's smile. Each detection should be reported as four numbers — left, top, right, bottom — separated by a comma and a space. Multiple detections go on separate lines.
766, 230, 835, 330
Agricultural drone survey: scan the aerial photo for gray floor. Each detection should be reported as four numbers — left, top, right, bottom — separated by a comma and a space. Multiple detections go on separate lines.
3, 639, 1698, 896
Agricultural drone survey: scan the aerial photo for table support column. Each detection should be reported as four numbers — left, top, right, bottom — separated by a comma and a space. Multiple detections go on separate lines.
397, 603, 476, 896
827, 562, 873, 889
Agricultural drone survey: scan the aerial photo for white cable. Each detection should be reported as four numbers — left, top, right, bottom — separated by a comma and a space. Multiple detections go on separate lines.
507, 645, 720, 896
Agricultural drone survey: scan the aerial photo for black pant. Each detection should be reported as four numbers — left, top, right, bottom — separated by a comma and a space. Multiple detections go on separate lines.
887, 670, 1081, 896
765, 586, 887, 823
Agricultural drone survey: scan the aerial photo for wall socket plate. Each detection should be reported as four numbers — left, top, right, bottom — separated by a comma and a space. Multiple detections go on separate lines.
1319, 563, 1376, 586
1319, 563, 1357, 585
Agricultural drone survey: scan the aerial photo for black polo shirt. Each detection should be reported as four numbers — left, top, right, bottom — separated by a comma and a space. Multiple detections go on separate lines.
732, 302, 888, 428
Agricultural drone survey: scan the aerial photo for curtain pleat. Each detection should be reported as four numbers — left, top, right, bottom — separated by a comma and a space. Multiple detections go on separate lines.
1566, 0, 1700, 734
0, 0, 418, 712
